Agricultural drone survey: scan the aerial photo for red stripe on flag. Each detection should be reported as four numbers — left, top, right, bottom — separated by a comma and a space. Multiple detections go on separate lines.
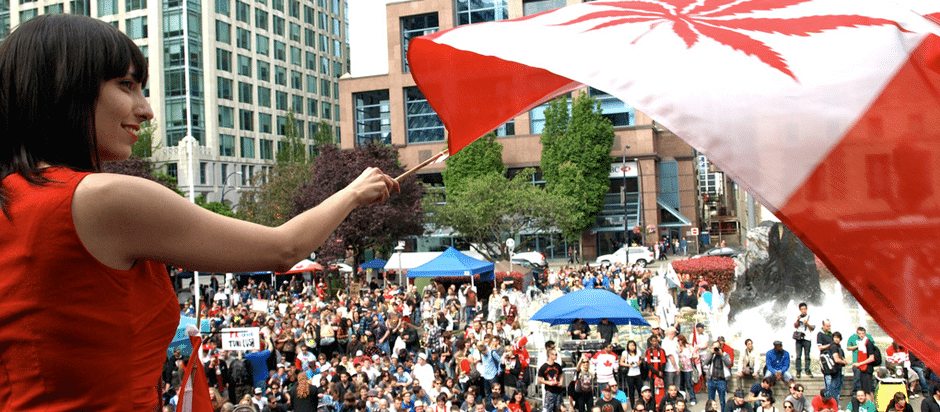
780, 34, 940, 371
408, 37, 579, 154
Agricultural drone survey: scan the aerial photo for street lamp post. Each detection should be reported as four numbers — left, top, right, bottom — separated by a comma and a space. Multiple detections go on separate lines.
623, 145, 630, 267
220, 171, 242, 209
636, 158, 644, 247
394, 241, 405, 287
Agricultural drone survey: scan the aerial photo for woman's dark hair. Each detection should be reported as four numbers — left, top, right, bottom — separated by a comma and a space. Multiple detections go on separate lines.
0, 14, 148, 215
627, 340, 638, 354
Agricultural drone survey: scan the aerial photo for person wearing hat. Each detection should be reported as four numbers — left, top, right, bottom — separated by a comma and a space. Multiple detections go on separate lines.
727, 389, 754, 412
810, 389, 839, 412
765, 341, 794, 385
252, 387, 268, 411
204, 349, 231, 399
414, 352, 436, 394
640, 385, 657, 412
596, 383, 626, 412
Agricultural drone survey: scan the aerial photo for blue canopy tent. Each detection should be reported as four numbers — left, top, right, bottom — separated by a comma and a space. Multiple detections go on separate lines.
530, 288, 650, 326
407, 247, 494, 287
359, 259, 388, 270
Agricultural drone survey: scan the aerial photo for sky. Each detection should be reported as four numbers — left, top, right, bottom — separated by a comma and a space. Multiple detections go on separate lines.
347, 0, 393, 77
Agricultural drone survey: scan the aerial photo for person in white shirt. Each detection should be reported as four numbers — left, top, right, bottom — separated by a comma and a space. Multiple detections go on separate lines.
591, 343, 620, 386
661, 327, 681, 389
413, 352, 437, 394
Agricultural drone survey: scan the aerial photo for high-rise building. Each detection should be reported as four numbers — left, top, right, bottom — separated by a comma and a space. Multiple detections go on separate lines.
339, 0, 703, 260
1, 0, 348, 207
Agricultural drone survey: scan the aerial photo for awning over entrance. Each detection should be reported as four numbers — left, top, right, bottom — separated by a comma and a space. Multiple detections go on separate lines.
657, 199, 692, 227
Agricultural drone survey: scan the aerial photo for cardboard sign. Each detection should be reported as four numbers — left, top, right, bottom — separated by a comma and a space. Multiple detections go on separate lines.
221, 327, 260, 351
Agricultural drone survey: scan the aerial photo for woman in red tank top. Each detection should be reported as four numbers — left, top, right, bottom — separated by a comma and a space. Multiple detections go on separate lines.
0, 14, 399, 412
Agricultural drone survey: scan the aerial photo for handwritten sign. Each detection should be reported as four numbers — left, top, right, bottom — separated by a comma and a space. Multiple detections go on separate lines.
221, 327, 260, 351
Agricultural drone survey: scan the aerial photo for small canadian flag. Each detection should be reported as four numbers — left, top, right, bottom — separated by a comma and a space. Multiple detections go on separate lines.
176, 326, 214, 412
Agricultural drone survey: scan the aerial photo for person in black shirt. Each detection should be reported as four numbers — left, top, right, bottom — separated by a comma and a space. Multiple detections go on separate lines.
569, 319, 590, 340
725, 389, 754, 412
538, 349, 566, 412
598, 319, 619, 345
596, 384, 626, 412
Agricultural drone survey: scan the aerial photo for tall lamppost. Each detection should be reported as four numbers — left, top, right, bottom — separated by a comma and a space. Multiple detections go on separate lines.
394, 241, 405, 287
636, 158, 644, 246
220, 171, 242, 209
623, 145, 630, 267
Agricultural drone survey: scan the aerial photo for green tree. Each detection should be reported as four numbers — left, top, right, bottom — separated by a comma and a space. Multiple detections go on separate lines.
194, 194, 236, 217
540, 92, 615, 241
425, 170, 565, 262
236, 162, 313, 226
441, 132, 505, 197
131, 121, 158, 158
275, 109, 307, 166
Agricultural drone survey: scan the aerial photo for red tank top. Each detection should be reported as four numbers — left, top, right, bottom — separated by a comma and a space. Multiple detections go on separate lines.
0, 168, 179, 411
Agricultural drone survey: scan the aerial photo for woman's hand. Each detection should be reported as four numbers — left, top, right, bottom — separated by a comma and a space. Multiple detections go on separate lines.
345, 167, 400, 206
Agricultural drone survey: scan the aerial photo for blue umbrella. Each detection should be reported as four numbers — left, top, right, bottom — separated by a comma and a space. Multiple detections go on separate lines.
530, 288, 650, 326
359, 259, 388, 270
167, 316, 212, 358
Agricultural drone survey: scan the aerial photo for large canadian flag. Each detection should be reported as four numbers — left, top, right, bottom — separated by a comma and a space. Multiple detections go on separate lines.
408, 0, 940, 369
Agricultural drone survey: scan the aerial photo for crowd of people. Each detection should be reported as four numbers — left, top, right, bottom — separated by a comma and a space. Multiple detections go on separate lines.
164, 257, 940, 412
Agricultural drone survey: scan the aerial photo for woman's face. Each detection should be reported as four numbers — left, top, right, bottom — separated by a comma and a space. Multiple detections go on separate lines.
94, 67, 153, 161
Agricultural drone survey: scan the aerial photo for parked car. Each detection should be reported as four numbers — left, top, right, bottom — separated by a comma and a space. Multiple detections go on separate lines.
512, 251, 547, 269
692, 246, 742, 259
594, 246, 654, 268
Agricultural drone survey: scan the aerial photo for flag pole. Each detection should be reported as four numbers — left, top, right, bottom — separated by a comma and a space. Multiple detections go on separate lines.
395, 149, 448, 182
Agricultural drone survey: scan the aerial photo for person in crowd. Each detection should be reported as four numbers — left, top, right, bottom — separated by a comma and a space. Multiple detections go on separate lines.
792, 303, 815, 378
846, 328, 875, 393
756, 397, 777, 412
736, 339, 762, 390
592, 343, 620, 387
569, 319, 591, 340
538, 349, 566, 412
921, 385, 940, 412
598, 318, 619, 345
610, 382, 629, 405
885, 392, 914, 412
571, 356, 596, 412
726, 389, 754, 412
677, 334, 697, 406
640, 385, 657, 412
703, 400, 719, 412
845, 390, 877, 412
508, 389, 532, 412
596, 384, 626, 412
783, 384, 810, 412
674, 400, 689, 412
621, 340, 645, 407
747, 378, 775, 409
851, 334, 878, 402
661, 328, 681, 389
823, 332, 848, 402
811, 388, 839, 412
886, 342, 921, 397
704, 340, 733, 412
765, 341, 794, 385
658, 385, 685, 412
645, 335, 668, 388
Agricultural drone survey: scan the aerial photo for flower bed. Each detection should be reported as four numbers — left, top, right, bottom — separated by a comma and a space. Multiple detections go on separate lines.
672, 256, 736, 293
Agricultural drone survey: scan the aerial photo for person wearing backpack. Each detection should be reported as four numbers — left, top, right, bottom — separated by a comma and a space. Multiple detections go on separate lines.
822, 332, 849, 402
847, 327, 875, 393
569, 356, 596, 412
852, 335, 880, 402
230, 356, 255, 404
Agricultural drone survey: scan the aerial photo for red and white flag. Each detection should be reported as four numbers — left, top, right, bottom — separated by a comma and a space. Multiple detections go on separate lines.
176, 330, 214, 412
408, 0, 940, 370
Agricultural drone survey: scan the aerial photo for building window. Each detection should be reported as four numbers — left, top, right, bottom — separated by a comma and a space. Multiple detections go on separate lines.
126, 0, 145, 11
215, 0, 229, 15
71, 0, 90, 15
319, 56, 329, 75
272, 15, 284, 36
255, 8, 267, 30
167, 163, 178, 179
332, 39, 341, 59
257, 86, 271, 107
305, 28, 315, 47
237, 54, 251, 76
304, 5, 314, 23
44, 3, 64, 13
257, 60, 270, 81
215, 20, 231, 43
306, 75, 317, 93
307, 98, 317, 116
290, 70, 302, 90
20, 8, 38, 21
529, 97, 570, 134
164, 69, 185, 96
354, 89, 391, 146
275, 66, 287, 86
522, 0, 565, 16
165, 41, 185, 66
288, 0, 298, 18
219, 105, 235, 128
275, 91, 288, 110
271, 0, 282, 11
260, 139, 273, 159
97, 0, 116, 16
405, 87, 445, 143
319, 78, 330, 97
217, 77, 233, 100
259, 113, 272, 133
659, 161, 680, 210
126, 16, 147, 39
455, 0, 507, 26
321, 102, 331, 120
273, 40, 286, 61
220, 134, 236, 156
199, 162, 207, 184
290, 46, 301, 66
589, 87, 635, 127
235, 0, 249, 23
238, 81, 252, 103
240, 136, 255, 158
292, 94, 304, 114
256, 34, 269, 55
289, 22, 300, 42
240, 165, 248, 184
216, 48, 232, 72
495, 120, 515, 137
318, 34, 326, 52
236, 27, 250, 49
239, 109, 253, 131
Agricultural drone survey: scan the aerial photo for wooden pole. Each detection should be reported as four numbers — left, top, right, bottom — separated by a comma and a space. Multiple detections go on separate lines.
395, 149, 448, 182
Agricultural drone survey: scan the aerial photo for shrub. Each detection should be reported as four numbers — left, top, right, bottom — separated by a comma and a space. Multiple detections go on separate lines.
672, 256, 736, 293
